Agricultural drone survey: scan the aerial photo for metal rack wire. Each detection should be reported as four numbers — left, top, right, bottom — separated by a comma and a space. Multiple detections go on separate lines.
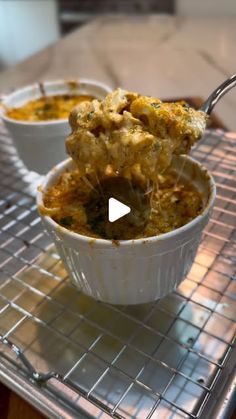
0, 123, 235, 419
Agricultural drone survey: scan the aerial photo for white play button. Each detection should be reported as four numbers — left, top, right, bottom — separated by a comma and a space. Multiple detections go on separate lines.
108, 197, 131, 222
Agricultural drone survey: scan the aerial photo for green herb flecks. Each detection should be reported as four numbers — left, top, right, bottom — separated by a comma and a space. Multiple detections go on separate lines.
60, 216, 73, 227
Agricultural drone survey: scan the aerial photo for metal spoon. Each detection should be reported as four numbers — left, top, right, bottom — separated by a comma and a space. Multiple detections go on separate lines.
201, 74, 236, 115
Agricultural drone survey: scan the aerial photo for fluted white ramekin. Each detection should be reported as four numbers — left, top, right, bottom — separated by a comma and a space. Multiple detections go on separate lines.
37, 156, 216, 305
0, 79, 111, 174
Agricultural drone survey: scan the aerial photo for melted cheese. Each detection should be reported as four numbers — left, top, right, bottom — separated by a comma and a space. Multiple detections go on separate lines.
42, 89, 207, 240
66, 89, 207, 185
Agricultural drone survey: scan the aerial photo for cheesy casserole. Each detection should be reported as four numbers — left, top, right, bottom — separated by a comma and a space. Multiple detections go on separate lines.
6, 94, 95, 122
42, 89, 207, 240
66, 88, 207, 185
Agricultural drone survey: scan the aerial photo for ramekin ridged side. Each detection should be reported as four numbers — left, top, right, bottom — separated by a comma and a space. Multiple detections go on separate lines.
37, 156, 216, 305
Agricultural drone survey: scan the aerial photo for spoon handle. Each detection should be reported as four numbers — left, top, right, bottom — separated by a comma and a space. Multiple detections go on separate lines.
201, 74, 236, 115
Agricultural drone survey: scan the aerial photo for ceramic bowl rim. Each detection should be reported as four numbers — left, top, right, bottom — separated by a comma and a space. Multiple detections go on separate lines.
0, 78, 112, 127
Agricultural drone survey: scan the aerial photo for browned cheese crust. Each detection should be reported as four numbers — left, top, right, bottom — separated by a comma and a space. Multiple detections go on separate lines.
66, 89, 207, 186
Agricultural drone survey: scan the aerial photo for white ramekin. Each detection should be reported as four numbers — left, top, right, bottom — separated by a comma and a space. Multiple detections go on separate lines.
0, 79, 112, 174
37, 156, 216, 305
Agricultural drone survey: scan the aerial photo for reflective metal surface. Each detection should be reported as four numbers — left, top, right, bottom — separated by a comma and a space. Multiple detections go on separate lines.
0, 123, 235, 418
201, 74, 236, 115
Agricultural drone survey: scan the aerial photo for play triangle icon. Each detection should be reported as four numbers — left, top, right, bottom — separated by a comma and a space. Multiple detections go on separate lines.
108, 197, 131, 222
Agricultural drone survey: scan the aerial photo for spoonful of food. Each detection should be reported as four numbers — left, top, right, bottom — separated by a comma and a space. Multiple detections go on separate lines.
201, 74, 236, 115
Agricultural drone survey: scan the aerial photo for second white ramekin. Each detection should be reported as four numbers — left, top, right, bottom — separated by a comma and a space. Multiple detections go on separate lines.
0, 79, 111, 174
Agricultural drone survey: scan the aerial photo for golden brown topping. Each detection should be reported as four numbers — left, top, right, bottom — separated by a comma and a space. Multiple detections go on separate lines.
6, 94, 95, 122
66, 89, 207, 185
43, 169, 203, 240
42, 89, 207, 240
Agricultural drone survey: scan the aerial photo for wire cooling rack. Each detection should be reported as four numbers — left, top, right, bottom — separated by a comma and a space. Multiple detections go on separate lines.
0, 123, 235, 419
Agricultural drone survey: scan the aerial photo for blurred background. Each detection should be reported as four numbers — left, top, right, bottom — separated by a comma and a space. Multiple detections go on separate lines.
0, 0, 236, 71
